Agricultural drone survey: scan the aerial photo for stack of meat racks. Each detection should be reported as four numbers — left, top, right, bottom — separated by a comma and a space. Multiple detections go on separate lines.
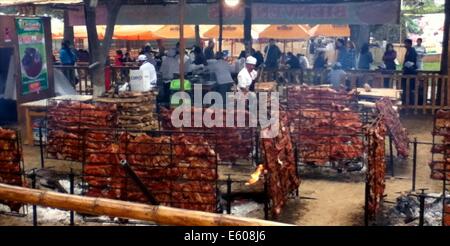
46, 100, 117, 161
0, 128, 24, 213
83, 131, 218, 212
365, 116, 387, 221
96, 91, 159, 130
286, 85, 364, 170
160, 107, 256, 166
430, 110, 450, 226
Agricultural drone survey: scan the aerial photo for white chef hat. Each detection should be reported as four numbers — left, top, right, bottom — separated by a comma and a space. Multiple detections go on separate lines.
137, 54, 147, 62
246, 56, 257, 65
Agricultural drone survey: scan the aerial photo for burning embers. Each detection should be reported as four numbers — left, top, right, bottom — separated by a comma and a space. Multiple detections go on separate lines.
245, 164, 265, 186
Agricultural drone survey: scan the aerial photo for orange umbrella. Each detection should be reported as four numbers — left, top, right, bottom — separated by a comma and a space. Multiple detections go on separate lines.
154, 25, 195, 39
203, 25, 245, 39
73, 25, 106, 39
259, 25, 310, 40
113, 25, 162, 41
308, 24, 350, 37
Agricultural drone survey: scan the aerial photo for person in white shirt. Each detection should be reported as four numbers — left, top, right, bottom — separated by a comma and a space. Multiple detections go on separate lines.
237, 56, 258, 93
207, 52, 235, 103
137, 54, 157, 89
160, 49, 179, 81
297, 53, 310, 69
327, 62, 347, 90
414, 38, 426, 70
160, 49, 179, 102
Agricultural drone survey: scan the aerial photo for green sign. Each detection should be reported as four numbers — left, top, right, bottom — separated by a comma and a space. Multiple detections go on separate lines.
15, 18, 49, 95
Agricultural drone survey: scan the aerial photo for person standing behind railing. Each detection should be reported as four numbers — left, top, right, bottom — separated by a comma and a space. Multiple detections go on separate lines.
160, 49, 179, 103
297, 54, 310, 70
59, 40, 77, 86
264, 39, 282, 70
342, 41, 356, 70
402, 39, 419, 105
335, 39, 347, 68
382, 43, 397, 88
313, 51, 328, 84
414, 38, 426, 70
327, 62, 347, 90
357, 43, 373, 70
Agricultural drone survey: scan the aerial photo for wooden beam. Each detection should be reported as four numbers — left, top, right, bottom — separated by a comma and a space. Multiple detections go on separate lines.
441, 0, 450, 75
244, 0, 252, 54
63, 10, 74, 45
179, 0, 186, 91
219, 0, 223, 52
0, 183, 291, 226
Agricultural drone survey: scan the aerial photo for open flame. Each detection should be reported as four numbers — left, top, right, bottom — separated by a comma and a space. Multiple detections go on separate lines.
245, 164, 264, 186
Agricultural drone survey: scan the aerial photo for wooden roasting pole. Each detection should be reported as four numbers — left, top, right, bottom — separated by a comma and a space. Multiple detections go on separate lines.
0, 183, 291, 226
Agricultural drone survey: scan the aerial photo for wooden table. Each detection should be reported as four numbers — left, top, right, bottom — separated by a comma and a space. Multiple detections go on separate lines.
356, 88, 402, 111
356, 88, 402, 101
20, 95, 92, 145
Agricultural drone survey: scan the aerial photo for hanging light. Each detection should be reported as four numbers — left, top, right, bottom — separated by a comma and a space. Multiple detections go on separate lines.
224, 0, 240, 7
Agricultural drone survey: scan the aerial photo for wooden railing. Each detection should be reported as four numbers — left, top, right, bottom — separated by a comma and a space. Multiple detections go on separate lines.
110, 65, 140, 85
258, 68, 449, 114
54, 64, 92, 95
54, 64, 448, 114
54, 64, 140, 95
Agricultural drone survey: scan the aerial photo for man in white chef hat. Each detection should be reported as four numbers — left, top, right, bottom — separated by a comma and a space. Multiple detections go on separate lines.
237, 56, 258, 93
137, 54, 157, 89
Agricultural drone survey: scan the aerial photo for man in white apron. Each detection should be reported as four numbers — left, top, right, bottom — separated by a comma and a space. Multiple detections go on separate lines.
237, 56, 258, 93
137, 54, 157, 89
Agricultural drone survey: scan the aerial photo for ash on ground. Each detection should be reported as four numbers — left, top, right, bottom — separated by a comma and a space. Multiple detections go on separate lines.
380, 193, 446, 226
226, 200, 264, 219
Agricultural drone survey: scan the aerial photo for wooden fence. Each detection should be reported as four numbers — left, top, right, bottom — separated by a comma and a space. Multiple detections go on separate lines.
259, 68, 449, 114
54, 65, 449, 114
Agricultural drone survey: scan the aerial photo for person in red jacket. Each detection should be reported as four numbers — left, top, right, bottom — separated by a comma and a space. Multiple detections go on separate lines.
114, 50, 124, 66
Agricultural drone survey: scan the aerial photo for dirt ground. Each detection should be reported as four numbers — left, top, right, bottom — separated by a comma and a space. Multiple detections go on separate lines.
0, 114, 443, 226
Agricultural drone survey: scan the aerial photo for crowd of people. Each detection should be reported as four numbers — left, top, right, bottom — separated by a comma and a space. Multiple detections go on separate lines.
57, 36, 427, 105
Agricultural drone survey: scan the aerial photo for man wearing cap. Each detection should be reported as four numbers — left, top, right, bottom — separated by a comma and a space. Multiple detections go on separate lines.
237, 56, 258, 93
137, 54, 157, 89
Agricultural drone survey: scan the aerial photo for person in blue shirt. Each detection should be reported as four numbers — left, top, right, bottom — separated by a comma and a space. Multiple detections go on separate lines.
342, 41, 356, 70
59, 40, 77, 85
286, 52, 300, 69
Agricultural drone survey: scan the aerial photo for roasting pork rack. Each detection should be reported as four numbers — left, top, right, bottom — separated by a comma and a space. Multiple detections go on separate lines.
0, 128, 27, 217
77, 129, 219, 214
430, 110, 450, 226
364, 116, 387, 225
158, 106, 260, 167
43, 99, 118, 163
285, 86, 366, 171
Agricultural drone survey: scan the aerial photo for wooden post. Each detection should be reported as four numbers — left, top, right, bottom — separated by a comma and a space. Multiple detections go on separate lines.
219, 0, 224, 52
179, 0, 186, 91
243, 0, 252, 54
0, 183, 291, 226
442, 0, 450, 106
195, 25, 201, 46
441, 0, 449, 75
63, 10, 74, 45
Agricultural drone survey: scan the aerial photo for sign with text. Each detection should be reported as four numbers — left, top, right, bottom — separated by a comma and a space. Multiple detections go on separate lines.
69, 1, 400, 26
15, 18, 49, 95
